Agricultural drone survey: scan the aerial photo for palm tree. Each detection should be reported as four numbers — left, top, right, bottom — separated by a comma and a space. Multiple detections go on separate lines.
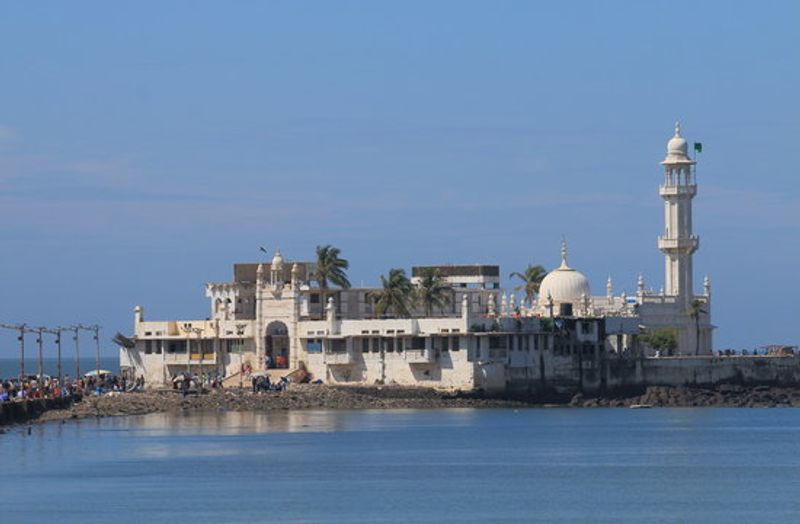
688, 299, 707, 356
415, 267, 452, 317
509, 264, 547, 304
313, 245, 351, 311
369, 268, 414, 318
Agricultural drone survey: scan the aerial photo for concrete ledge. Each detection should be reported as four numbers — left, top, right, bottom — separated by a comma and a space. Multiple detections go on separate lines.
0, 395, 81, 426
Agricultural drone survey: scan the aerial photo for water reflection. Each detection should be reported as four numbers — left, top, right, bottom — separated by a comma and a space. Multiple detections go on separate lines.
105, 408, 483, 437
115, 410, 354, 436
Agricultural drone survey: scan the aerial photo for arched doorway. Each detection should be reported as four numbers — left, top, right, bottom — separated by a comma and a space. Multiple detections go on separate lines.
265, 321, 289, 369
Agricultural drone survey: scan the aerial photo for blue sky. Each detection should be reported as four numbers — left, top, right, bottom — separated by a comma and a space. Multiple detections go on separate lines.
0, 1, 798, 356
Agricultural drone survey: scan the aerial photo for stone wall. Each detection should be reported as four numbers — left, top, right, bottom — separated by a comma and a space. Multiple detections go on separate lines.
510, 353, 800, 394
0, 395, 79, 426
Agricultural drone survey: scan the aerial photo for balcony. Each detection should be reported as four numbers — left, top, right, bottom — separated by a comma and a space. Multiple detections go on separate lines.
659, 184, 696, 197
405, 347, 435, 364
657, 236, 699, 252
163, 352, 217, 364
323, 351, 355, 366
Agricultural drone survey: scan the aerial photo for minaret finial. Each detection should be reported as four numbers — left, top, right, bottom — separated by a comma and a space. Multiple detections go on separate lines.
560, 235, 568, 267
674, 121, 681, 137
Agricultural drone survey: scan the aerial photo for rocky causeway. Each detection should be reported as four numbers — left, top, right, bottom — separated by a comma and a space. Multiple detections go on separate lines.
4, 383, 800, 430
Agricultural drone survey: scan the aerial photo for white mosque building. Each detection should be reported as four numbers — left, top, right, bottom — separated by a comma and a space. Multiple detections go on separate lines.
119, 123, 713, 391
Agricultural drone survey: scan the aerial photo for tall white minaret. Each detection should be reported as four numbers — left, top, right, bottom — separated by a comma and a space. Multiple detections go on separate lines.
658, 122, 698, 307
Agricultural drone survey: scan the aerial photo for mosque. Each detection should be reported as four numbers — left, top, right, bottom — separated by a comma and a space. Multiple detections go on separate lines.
119, 124, 716, 392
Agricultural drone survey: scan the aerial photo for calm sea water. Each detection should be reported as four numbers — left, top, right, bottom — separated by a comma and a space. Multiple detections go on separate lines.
0, 357, 119, 379
2, 408, 800, 522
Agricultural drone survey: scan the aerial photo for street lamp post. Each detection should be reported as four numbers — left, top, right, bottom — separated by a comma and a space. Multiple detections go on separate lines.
34, 327, 44, 379
235, 323, 247, 389
18, 325, 26, 381
70, 326, 81, 380
44, 328, 63, 383
181, 323, 192, 375
192, 327, 203, 388
91, 325, 101, 379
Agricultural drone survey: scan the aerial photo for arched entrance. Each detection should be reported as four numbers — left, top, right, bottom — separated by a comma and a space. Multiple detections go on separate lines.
265, 321, 289, 369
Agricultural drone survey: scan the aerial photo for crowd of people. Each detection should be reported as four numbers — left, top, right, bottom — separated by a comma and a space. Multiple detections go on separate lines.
0, 373, 146, 403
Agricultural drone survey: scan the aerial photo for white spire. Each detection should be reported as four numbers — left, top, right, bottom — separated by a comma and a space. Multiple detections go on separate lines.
560, 236, 569, 268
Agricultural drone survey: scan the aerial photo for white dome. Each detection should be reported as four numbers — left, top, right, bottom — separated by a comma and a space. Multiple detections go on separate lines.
271, 249, 284, 269
538, 240, 590, 306
662, 121, 694, 164
539, 264, 591, 305
667, 134, 688, 156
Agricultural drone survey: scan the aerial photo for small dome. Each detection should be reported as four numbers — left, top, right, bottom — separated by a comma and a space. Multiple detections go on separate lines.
662, 121, 694, 165
538, 240, 591, 307
271, 249, 284, 269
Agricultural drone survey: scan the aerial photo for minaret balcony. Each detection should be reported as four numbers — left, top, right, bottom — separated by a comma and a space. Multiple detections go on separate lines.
658, 236, 699, 252
659, 185, 697, 197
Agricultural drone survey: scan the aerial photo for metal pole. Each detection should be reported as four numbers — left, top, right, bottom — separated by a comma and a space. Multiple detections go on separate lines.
35, 327, 44, 378
236, 324, 247, 389
181, 324, 191, 375
57, 329, 63, 382
194, 328, 203, 389
19, 325, 26, 381
93, 325, 101, 378
73, 327, 81, 380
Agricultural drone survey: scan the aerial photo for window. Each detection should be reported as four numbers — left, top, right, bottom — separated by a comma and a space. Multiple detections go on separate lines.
144, 341, 153, 354
451, 336, 460, 351
441, 337, 449, 351
330, 339, 346, 352
306, 339, 322, 353
226, 339, 245, 353
581, 322, 592, 335
371, 338, 380, 353
168, 341, 186, 354
310, 294, 320, 304
386, 338, 395, 352
410, 337, 425, 350
361, 338, 370, 353
488, 336, 507, 349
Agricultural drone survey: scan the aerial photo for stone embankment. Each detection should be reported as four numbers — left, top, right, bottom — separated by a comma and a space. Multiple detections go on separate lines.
0, 395, 81, 427
5, 384, 800, 429
27, 385, 528, 425
569, 384, 800, 408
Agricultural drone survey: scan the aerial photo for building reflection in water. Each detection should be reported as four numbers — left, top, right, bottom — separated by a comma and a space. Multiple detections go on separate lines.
118, 409, 354, 436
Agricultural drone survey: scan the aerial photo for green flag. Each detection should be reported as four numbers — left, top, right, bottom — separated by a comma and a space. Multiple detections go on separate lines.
694, 142, 703, 153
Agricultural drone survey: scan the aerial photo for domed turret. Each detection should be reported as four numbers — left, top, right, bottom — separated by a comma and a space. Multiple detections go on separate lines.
271, 249, 284, 271
661, 121, 695, 165
537, 240, 591, 313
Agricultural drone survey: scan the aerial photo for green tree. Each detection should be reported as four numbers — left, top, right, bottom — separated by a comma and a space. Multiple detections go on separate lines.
414, 267, 452, 317
640, 328, 678, 356
688, 299, 707, 356
313, 245, 351, 314
509, 264, 547, 304
369, 268, 414, 318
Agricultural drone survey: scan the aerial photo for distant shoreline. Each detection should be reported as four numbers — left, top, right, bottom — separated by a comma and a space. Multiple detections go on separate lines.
4, 383, 800, 430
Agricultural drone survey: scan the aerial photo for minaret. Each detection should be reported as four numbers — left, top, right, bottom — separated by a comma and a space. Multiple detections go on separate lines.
658, 122, 698, 307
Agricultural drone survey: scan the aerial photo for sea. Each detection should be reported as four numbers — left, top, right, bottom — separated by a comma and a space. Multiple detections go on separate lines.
0, 357, 119, 379
2, 407, 800, 522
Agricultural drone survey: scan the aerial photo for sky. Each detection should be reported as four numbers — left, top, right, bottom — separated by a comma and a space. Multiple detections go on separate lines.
0, 1, 798, 357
